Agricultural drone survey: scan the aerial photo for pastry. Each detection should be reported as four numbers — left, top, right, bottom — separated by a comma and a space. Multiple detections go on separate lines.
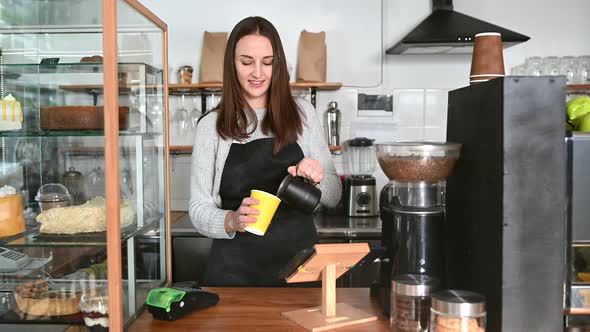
80, 55, 103, 63
80, 294, 109, 332
36, 196, 134, 234
13, 279, 82, 316
0, 185, 25, 237
0, 94, 23, 131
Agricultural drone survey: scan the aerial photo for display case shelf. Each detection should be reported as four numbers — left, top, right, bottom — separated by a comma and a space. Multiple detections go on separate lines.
4, 215, 164, 248
0, 62, 161, 76
0, 130, 164, 138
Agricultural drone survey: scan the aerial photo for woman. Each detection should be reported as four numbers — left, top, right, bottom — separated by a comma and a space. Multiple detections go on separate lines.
189, 16, 341, 286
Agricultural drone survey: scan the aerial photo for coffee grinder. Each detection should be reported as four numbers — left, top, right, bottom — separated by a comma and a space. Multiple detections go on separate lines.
343, 137, 378, 217
371, 141, 461, 315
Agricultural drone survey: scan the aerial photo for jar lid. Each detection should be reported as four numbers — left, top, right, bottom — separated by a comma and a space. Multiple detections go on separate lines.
35, 183, 72, 202
63, 167, 82, 178
348, 137, 374, 147
392, 274, 439, 297
431, 290, 486, 317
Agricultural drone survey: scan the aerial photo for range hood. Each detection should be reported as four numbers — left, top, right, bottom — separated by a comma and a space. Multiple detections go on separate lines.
386, 0, 530, 54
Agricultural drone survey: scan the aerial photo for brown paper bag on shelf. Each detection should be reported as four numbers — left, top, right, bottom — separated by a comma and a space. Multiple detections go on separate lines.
296, 30, 326, 83
200, 31, 228, 83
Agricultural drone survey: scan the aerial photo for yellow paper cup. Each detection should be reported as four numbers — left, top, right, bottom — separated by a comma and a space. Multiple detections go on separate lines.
245, 190, 281, 236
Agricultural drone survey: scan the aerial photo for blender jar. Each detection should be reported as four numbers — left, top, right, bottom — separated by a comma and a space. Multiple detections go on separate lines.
344, 137, 376, 176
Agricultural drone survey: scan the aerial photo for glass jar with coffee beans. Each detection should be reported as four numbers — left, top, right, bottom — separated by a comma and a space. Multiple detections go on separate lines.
430, 290, 486, 332
391, 274, 439, 332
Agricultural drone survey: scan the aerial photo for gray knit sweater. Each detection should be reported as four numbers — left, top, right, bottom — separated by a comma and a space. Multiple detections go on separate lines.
189, 99, 342, 239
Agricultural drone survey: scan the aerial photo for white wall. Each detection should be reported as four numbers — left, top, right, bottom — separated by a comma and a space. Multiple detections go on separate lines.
143, 0, 590, 90
140, 0, 590, 210
142, 0, 382, 86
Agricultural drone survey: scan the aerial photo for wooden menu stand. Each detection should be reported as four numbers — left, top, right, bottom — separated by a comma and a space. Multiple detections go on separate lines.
281, 243, 377, 331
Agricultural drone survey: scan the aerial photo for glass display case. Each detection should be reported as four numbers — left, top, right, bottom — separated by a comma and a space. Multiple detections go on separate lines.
0, 0, 169, 329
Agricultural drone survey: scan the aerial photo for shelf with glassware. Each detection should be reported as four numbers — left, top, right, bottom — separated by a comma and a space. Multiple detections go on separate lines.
170, 145, 343, 155
168, 81, 342, 108
0, 0, 170, 327
168, 82, 343, 153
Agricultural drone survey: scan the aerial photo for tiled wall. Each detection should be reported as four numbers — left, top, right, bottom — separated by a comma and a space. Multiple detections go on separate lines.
169, 88, 449, 210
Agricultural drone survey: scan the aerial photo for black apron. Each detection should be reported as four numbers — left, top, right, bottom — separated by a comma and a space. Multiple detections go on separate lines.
204, 138, 319, 286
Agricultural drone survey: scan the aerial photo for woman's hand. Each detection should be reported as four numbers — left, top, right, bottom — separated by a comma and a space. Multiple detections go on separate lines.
225, 197, 260, 233
287, 157, 324, 184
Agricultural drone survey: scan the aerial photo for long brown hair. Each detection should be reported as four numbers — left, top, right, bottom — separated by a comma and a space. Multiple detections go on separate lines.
216, 16, 304, 155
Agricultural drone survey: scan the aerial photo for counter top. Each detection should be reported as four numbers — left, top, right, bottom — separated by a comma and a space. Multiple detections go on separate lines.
129, 287, 389, 332
171, 212, 382, 239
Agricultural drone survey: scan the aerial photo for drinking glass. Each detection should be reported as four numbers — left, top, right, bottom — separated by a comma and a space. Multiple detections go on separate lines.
206, 92, 220, 112
510, 64, 526, 76
175, 94, 189, 137
560, 56, 577, 84
524, 56, 543, 76
120, 168, 134, 198
86, 164, 105, 199
576, 56, 590, 84
542, 56, 560, 76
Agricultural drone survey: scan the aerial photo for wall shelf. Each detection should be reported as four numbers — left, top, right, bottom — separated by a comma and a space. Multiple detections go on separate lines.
171, 144, 343, 155
170, 145, 193, 155
168, 82, 342, 108
567, 84, 590, 93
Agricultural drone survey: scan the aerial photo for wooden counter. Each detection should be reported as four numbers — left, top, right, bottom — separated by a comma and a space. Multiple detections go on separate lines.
129, 287, 389, 332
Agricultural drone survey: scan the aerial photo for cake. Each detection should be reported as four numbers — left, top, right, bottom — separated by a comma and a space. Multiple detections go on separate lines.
0, 185, 26, 237
13, 279, 82, 316
40, 106, 130, 130
36, 196, 134, 234
0, 94, 23, 131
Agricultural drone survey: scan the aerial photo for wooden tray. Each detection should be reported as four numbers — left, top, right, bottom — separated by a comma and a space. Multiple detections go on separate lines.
40, 106, 129, 130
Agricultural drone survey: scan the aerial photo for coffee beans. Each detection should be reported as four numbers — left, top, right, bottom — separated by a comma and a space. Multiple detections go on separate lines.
433, 316, 484, 332
391, 293, 431, 331
377, 156, 458, 182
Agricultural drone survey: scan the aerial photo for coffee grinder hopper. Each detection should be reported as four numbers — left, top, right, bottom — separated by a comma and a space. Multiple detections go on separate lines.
375, 141, 462, 208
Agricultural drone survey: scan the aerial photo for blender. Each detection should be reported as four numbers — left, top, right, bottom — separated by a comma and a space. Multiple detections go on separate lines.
371, 141, 461, 315
343, 137, 378, 217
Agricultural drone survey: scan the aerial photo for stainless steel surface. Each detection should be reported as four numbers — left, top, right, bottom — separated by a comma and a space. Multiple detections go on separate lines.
172, 212, 382, 238
325, 101, 341, 147
382, 181, 446, 208
313, 213, 381, 238
345, 183, 378, 217
392, 274, 439, 297
568, 132, 590, 242
431, 290, 486, 317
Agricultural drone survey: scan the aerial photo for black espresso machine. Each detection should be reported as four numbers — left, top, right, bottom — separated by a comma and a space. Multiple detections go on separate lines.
371, 141, 461, 315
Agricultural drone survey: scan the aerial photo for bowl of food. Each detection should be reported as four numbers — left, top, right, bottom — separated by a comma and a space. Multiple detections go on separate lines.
376, 141, 462, 182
